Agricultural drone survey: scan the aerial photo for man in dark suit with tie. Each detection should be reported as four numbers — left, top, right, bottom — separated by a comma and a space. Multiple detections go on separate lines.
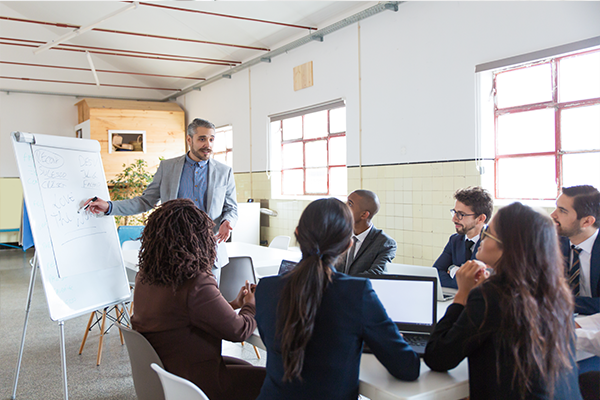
433, 186, 494, 289
550, 185, 600, 316
342, 190, 396, 276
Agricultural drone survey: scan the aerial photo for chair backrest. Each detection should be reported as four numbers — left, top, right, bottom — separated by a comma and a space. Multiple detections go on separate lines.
116, 323, 165, 400
219, 256, 256, 302
269, 235, 290, 250
117, 225, 145, 246
122, 240, 142, 251
151, 363, 210, 400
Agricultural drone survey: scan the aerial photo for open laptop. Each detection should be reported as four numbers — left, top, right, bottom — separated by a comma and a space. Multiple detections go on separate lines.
365, 274, 437, 356
386, 263, 457, 302
278, 259, 298, 275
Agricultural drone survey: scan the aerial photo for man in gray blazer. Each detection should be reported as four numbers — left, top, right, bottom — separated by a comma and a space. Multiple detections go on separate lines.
342, 190, 396, 276
87, 118, 237, 280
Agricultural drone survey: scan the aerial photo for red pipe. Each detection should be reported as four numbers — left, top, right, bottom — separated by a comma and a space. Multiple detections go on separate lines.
0, 75, 181, 91
0, 61, 206, 81
0, 16, 270, 52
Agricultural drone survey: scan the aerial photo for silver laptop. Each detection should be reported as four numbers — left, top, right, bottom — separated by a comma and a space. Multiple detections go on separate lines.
366, 274, 437, 356
386, 263, 457, 302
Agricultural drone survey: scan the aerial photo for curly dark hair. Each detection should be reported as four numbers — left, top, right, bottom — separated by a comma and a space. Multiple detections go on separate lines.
138, 199, 216, 290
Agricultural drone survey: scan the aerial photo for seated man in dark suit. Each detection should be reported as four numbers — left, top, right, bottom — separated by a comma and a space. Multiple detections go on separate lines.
342, 190, 396, 276
551, 185, 600, 316
433, 186, 493, 289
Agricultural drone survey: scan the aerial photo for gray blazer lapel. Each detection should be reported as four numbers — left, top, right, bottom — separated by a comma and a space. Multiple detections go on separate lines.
205, 159, 216, 214
353, 228, 378, 263
169, 156, 186, 200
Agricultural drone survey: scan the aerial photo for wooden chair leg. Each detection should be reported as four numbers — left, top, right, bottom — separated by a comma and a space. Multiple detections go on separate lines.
78, 312, 96, 355
96, 309, 107, 366
253, 345, 261, 359
116, 306, 125, 345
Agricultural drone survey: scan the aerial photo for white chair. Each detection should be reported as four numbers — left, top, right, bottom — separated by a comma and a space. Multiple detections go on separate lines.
269, 235, 290, 250
151, 363, 210, 400
122, 240, 141, 286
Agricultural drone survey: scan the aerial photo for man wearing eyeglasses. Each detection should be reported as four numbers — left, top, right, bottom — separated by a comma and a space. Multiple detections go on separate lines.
551, 185, 600, 316
433, 186, 494, 289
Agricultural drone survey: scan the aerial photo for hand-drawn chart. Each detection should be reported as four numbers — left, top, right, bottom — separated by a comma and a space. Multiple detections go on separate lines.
33, 146, 121, 278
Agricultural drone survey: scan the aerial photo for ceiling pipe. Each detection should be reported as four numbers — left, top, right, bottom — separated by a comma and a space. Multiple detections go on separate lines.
131, 1, 317, 31
0, 61, 206, 81
1, 16, 270, 52
34, 2, 139, 54
0, 88, 163, 102
167, 2, 402, 100
0, 75, 180, 91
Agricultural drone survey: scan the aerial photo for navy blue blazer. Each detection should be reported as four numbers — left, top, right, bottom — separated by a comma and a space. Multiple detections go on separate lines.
433, 233, 481, 289
560, 233, 600, 315
255, 270, 420, 400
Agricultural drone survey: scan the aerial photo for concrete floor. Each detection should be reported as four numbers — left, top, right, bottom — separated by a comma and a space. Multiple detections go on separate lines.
0, 248, 265, 400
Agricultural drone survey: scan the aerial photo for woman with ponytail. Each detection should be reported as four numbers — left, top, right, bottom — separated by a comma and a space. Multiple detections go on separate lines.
424, 202, 582, 399
254, 198, 420, 400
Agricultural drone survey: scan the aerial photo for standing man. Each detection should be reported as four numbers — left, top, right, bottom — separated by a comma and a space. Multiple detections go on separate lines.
342, 190, 396, 276
87, 118, 237, 282
551, 185, 600, 316
433, 186, 493, 289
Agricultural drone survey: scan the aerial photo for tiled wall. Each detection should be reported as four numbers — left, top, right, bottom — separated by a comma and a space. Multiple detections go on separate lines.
234, 160, 485, 267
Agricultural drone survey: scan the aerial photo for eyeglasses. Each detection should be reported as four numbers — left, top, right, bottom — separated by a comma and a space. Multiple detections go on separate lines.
450, 209, 477, 220
481, 225, 502, 245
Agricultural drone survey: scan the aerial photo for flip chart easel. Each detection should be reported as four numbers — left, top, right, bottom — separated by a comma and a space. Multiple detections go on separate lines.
10, 131, 131, 400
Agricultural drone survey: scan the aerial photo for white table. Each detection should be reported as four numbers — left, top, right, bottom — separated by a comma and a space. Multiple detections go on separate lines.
122, 242, 301, 275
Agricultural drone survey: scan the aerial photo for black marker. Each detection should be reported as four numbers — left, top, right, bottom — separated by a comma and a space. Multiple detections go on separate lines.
78, 196, 98, 213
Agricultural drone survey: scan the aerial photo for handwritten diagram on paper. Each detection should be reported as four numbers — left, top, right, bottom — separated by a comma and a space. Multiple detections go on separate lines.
33, 146, 121, 278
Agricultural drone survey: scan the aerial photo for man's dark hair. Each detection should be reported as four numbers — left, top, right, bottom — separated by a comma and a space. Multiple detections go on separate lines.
187, 118, 215, 137
561, 185, 600, 228
453, 186, 494, 223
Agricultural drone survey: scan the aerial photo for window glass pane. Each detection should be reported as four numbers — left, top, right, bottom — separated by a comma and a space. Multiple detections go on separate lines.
329, 136, 346, 166
330, 107, 346, 133
329, 167, 347, 196
282, 116, 302, 141
497, 156, 556, 199
497, 109, 555, 155
225, 151, 233, 168
226, 129, 233, 149
282, 142, 303, 169
213, 152, 226, 165
305, 168, 327, 194
561, 104, 600, 151
282, 169, 304, 195
560, 51, 600, 102
213, 131, 226, 152
563, 153, 600, 189
304, 110, 328, 139
496, 63, 552, 108
305, 140, 327, 168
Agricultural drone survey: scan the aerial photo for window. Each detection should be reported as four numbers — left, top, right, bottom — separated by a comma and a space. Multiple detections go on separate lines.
212, 125, 233, 168
269, 102, 347, 197
493, 48, 600, 199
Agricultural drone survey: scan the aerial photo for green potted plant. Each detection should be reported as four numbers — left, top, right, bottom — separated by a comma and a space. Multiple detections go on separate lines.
109, 159, 154, 226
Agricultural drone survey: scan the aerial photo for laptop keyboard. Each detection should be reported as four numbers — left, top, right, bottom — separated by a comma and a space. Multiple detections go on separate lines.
403, 334, 429, 347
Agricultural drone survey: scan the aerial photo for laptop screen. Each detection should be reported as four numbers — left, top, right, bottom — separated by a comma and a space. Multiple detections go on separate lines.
278, 259, 298, 275
368, 274, 437, 334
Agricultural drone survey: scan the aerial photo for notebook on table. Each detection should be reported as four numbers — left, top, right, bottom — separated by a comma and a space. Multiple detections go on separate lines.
386, 263, 457, 302
364, 274, 437, 356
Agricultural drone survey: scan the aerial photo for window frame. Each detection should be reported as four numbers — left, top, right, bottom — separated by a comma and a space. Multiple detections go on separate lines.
272, 105, 346, 196
493, 48, 600, 200
212, 124, 233, 168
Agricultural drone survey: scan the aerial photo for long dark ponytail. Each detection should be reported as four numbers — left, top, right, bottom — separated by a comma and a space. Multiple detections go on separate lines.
277, 198, 354, 382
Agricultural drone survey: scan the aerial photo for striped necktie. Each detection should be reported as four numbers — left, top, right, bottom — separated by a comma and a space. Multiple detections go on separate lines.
568, 245, 581, 297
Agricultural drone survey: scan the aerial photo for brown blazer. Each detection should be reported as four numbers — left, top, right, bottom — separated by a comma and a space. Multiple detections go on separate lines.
131, 271, 257, 400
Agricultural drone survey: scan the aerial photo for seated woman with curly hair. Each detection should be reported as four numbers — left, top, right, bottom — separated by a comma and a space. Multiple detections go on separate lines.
131, 198, 265, 400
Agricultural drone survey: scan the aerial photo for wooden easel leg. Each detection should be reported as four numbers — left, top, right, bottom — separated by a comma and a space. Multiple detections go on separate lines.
116, 307, 124, 345
253, 345, 261, 359
78, 312, 95, 355
96, 309, 107, 366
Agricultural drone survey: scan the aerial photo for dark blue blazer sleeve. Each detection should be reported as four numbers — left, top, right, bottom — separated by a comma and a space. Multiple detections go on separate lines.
361, 280, 420, 381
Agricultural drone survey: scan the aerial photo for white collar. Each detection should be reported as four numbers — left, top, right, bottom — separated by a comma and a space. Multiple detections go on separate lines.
354, 224, 373, 243
466, 233, 480, 244
571, 229, 599, 254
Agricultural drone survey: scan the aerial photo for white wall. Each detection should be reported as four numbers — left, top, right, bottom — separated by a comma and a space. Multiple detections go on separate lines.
181, 1, 600, 172
0, 92, 79, 177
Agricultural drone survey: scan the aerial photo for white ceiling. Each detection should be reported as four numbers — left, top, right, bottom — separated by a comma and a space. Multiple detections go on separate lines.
0, 1, 375, 101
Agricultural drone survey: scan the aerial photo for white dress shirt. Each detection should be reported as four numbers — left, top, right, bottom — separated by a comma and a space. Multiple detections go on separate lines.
570, 228, 599, 298
352, 225, 373, 258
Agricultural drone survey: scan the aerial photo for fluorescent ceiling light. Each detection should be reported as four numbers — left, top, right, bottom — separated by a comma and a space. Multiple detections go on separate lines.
34, 2, 139, 55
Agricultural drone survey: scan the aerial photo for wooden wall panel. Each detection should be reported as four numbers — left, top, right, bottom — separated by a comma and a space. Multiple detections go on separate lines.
80, 101, 185, 182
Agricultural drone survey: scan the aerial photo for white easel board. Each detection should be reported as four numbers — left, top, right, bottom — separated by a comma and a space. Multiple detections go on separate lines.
11, 131, 130, 321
